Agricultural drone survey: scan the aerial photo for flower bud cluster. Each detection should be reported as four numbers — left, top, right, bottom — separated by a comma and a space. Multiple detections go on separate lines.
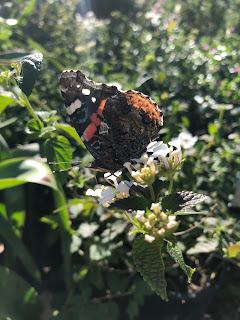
134, 203, 179, 243
124, 140, 183, 184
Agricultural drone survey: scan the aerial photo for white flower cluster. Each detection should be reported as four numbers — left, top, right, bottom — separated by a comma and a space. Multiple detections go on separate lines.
135, 203, 179, 243
86, 171, 133, 207
124, 140, 182, 184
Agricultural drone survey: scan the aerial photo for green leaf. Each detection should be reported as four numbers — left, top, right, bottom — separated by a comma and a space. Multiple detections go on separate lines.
161, 191, 208, 214
0, 267, 41, 319
38, 126, 56, 137
16, 52, 43, 96
37, 110, 57, 124
227, 241, 240, 259
55, 123, 85, 148
26, 118, 44, 136
0, 215, 41, 282
166, 241, 195, 282
109, 196, 151, 210
208, 122, 218, 135
0, 95, 14, 114
45, 135, 72, 171
0, 158, 59, 191
0, 117, 17, 129
21, 0, 37, 17
133, 235, 168, 301
187, 238, 218, 255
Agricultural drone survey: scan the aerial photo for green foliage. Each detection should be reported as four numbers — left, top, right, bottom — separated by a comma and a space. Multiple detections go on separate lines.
133, 235, 167, 301
0, 0, 240, 318
16, 53, 43, 96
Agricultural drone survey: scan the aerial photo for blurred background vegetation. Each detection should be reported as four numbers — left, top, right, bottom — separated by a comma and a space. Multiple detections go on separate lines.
0, 0, 240, 319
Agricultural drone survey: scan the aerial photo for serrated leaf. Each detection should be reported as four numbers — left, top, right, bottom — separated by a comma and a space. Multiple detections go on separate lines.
16, 52, 43, 96
109, 196, 151, 211
26, 119, 43, 135
187, 238, 218, 255
133, 235, 168, 301
45, 135, 72, 171
37, 110, 57, 124
166, 242, 195, 282
38, 126, 56, 137
162, 191, 208, 213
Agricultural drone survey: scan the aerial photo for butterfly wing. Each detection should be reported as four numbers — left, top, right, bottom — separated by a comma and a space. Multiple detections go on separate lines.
60, 70, 119, 169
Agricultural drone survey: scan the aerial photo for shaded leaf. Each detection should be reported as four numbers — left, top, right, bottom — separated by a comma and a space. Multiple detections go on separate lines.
0, 215, 41, 282
109, 196, 151, 211
16, 52, 43, 96
166, 241, 195, 282
0, 267, 41, 319
133, 235, 168, 301
162, 191, 208, 214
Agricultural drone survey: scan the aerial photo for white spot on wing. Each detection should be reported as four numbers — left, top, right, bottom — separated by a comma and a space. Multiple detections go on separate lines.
66, 106, 72, 115
82, 88, 90, 95
70, 103, 75, 115
74, 99, 82, 109
91, 97, 96, 103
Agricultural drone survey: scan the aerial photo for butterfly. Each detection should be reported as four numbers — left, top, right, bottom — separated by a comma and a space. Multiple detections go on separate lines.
60, 70, 163, 172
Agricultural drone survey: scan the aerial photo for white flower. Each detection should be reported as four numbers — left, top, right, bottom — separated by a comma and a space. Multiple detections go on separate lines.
151, 203, 161, 214
170, 132, 198, 149
147, 141, 163, 152
123, 162, 132, 173
104, 171, 122, 187
169, 149, 182, 169
144, 235, 155, 243
86, 186, 104, 197
150, 142, 172, 158
135, 210, 147, 223
115, 181, 133, 199
97, 187, 115, 206
157, 228, 166, 237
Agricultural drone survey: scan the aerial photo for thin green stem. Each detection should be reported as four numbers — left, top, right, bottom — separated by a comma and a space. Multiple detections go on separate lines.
168, 176, 173, 195
22, 93, 42, 124
148, 183, 155, 202
218, 109, 224, 126
124, 211, 140, 229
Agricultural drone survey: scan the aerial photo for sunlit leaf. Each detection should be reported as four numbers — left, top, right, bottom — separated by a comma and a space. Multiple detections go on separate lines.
0, 158, 59, 191
55, 123, 85, 148
0, 95, 14, 114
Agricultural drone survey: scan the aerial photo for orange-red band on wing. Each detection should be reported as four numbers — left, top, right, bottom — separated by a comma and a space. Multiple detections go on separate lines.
97, 99, 107, 117
83, 122, 97, 141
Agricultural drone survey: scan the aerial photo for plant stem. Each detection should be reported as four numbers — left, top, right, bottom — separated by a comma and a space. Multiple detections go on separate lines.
168, 176, 173, 195
148, 183, 155, 202
22, 93, 43, 124
124, 211, 140, 229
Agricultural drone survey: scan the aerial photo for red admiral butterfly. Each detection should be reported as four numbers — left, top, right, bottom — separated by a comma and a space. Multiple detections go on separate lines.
60, 70, 163, 172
